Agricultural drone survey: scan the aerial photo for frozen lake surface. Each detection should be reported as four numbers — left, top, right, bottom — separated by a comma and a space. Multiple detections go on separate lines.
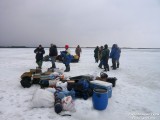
0, 48, 160, 120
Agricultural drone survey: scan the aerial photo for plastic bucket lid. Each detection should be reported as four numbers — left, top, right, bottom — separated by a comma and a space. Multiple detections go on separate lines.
93, 88, 107, 94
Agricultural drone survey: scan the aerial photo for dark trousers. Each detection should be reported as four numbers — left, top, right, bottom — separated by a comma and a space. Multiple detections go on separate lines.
50, 56, 56, 68
65, 64, 70, 72
103, 59, 109, 71
98, 60, 103, 68
112, 59, 117, 70
36, 60, 43, 68
117, 59, 120, 68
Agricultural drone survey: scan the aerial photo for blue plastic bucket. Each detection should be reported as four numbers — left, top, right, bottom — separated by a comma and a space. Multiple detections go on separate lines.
92, 88, 108, 110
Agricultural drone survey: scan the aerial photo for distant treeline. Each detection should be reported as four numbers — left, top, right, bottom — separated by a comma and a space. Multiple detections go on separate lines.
0, 46, 160, 49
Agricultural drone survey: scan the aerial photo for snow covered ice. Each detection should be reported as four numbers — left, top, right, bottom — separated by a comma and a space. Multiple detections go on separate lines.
0, 48, 160, 120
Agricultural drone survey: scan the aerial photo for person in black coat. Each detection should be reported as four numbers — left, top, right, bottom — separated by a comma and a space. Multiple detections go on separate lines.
94, 46, 99, 63
49, 44, 58, 68
34, 45, 45, 69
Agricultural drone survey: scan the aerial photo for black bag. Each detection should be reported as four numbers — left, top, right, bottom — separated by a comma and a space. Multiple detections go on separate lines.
20, 77, 32, 88
39, 80, 49, 88
32, 78, 40, 84
56, 55, 63, 62
107, 77, 117, 87
43, 55, 51, 61
71, 58, 79, 63
100, 72, 108, 79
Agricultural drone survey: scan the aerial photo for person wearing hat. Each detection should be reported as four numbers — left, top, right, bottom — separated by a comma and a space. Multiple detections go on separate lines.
98, 46, 104, 68
49, 44, 58, 68
63, 44, 71, 72
75, 45, 82, 58
34, 45, 45, 69
94, 46, 99, 63
65, 44, 71, 55
110, 44, 121, 69
101, 44, 110, 71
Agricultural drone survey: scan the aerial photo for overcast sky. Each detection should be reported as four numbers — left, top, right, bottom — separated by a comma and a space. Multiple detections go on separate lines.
0, 0, 160, 48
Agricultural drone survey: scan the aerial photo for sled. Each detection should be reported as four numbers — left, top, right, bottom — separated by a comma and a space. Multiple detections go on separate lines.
21, 72, 32, 79
30, 68, 42, 74
56, 55, 79, 63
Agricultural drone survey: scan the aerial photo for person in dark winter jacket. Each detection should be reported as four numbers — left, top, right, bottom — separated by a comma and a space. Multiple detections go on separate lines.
49, 44, 58, 68
110, 44, 121, 69
98, 46, 104, 69
34, 45, 45, 69
94, 46, 99, 63
75, 45, 82, 58
101, 44, 110, 71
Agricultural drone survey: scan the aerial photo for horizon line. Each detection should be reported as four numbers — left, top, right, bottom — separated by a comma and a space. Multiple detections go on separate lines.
0, 46, 160, 49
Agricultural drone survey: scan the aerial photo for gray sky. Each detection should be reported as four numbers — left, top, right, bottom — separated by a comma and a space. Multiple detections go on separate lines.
0, 0, 160, 48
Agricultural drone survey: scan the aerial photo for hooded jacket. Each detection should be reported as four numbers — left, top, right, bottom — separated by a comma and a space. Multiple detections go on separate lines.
110, 44, 121, 60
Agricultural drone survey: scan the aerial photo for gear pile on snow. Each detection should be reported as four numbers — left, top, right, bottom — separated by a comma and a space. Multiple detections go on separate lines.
20, 68, 117, 114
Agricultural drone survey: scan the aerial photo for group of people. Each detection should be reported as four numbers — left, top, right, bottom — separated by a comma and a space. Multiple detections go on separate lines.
34, 44, 81, 72
34, 44, 120, 73
94, 44, 121, 71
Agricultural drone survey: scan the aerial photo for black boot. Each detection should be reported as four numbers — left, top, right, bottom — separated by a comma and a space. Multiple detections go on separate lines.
98, 65, 102, 69
104, 66, 107, 71
68, 65, 70, 71
107, 64, 110, 71
64, 65, 70, 72
52, 63, 56, 68
112, 59, 117, 70
113, 65, 116, 70
117, 63, 119, 68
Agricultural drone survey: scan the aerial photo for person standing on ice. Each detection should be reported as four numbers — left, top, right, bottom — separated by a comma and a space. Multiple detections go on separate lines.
94, 46, 99, 63
98, 46, 104, 69
101, 44, 110, 71
75, 45, 82, 58
61, 44, 72, 72
34, 44, 45, 69
49, 44, 58, 68
116, 44, 121, 68
110, 44, 121, 69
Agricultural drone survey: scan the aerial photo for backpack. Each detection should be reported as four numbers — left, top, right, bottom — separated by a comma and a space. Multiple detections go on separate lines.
73, 79, 93, 100
20, 76, 32, 88
100, 72, 108, 79
107, 77, 117, 87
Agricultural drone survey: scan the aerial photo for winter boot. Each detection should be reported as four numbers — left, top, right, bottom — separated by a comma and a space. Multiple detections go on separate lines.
52, 63, 56, 69
104, 66, 107, 71
98, 65, 102, 69
112, 60, 117, 70
68, 65, 70, 71
98, 61, 103, 69
64, 65, 70, 72
107, 64, 110, 71
117, 63, 119, 68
